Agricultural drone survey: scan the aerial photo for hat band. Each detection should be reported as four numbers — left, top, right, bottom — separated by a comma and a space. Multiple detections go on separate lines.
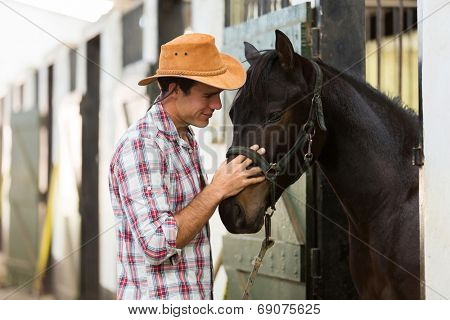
157, 65, 227, 77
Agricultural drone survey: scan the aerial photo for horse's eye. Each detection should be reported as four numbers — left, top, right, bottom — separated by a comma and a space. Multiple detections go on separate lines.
266, 111, 283, 123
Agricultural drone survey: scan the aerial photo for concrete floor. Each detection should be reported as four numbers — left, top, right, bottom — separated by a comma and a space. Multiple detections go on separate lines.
0, 253, 54, 300
0, 286, 36, 300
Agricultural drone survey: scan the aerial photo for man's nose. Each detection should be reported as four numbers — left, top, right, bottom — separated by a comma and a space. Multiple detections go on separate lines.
210, 95, 222, 110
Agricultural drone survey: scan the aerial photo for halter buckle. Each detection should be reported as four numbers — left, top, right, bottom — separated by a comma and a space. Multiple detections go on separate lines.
304, 134, 314, 162
265, 163, 280, 180
302, 121, 316, 137
266, 207, 275, 217
304, 152, 314, 162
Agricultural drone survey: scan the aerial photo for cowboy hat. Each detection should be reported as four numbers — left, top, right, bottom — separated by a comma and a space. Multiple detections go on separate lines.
138, 33, 246, 90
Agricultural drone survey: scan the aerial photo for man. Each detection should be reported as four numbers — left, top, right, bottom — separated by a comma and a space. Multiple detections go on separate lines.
109, 33, 265, 299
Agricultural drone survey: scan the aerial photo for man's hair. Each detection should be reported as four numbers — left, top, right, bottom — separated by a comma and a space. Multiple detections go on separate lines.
157, 77, 197, 95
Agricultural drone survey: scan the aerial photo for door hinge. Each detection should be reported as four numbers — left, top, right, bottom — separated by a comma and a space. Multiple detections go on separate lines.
311, 27, 321, 59
311, 247, 322, 298
412, 145, 424, 166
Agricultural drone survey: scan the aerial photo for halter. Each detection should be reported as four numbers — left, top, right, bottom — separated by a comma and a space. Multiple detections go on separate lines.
225, 59, 327, 299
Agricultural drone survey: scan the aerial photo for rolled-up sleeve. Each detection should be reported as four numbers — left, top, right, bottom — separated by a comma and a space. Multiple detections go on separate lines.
114, 137, 181, 265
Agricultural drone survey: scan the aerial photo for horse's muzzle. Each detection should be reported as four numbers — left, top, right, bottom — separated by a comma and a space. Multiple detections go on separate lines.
218, 198, 248, 233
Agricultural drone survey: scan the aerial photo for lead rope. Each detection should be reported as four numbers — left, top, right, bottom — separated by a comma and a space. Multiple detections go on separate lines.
242, 180, 277, 300
242, 209, 275, 300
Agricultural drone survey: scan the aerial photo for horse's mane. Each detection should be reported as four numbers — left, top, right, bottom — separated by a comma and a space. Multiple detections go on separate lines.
316, 60, 418, 122
240, 50, 278, 99
230, 50, 278, 119
240, 49, 418, 132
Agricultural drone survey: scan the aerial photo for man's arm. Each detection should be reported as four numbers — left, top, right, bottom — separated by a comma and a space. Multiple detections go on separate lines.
173, 184, 222, 248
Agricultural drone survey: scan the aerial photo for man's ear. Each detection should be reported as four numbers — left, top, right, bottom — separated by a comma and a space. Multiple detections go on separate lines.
161, 82, 179, 101
275, 29, 295, 71
244, 41, 260, 65
168, 82, 179, 94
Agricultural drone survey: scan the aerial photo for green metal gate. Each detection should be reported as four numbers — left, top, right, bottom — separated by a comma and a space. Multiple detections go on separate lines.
222, 3, 311, 299
8, 108, 41, 285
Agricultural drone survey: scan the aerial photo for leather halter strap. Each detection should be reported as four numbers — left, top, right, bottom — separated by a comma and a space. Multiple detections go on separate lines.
226, 59, 326, 207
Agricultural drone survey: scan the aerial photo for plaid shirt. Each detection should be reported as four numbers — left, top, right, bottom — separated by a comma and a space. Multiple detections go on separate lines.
109, 102, 213, 299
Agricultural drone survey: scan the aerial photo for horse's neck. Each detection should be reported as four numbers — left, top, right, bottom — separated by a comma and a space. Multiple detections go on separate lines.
316, 71, 418, 229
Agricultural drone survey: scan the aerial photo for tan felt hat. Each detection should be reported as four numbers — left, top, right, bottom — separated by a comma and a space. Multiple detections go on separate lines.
138, 33, 246, 90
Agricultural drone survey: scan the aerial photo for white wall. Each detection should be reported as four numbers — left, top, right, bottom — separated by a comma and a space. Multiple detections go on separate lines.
420, 0, 450, 300
0, 93, 12, 259
143, 0, 159, 63
39, 0, 154, 297
97, 0, 155, 295
0, 0, 87, 93
97, 7, 125, 298
42, 0, 158, 297
192, 0, 225, 48
191, 0, 229, 299
1, 0, 231, 299
49, 46, 82, 299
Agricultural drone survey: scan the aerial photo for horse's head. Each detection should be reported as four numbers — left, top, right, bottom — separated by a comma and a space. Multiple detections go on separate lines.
218, 30, 327, 234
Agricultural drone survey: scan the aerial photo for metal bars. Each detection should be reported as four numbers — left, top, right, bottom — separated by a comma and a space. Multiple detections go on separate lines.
226, 0, 292, 26
367, 0, 417, 102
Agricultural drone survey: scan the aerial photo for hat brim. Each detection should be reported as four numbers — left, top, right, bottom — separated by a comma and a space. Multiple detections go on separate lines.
138, 53, 246, 90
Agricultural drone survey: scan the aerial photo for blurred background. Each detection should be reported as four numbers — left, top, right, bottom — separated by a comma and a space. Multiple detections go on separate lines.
0, 0, 418, 299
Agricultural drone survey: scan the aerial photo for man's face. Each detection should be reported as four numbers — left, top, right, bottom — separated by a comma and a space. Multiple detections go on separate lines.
174, 82, 223, 128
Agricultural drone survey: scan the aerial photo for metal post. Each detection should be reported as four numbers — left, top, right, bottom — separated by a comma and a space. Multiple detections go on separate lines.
398, 0, 404, 98
309, 0, 365, 299
417, 0, 425, 299
0, 98, 3, 252
225, 0, 231, 26
80, 35, 100, 300
376, 0, 383, 89
406, 6, 413, 105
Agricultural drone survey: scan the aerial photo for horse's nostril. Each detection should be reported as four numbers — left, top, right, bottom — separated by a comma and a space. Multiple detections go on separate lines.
234, 203, 242, 216
233, 203, 245, 225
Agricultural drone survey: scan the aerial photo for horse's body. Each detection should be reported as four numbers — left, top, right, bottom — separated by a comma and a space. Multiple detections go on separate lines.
316, 62, 419, 299
218, 30, 420, 299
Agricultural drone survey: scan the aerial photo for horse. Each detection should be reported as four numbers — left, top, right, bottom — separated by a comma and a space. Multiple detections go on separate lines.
218, 30, 420, 299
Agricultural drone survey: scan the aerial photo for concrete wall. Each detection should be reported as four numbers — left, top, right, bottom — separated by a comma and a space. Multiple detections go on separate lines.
420, 0, 450, 300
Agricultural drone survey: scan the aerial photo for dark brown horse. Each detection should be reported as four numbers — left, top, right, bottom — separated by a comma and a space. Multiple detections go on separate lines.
218, 30, 420, 299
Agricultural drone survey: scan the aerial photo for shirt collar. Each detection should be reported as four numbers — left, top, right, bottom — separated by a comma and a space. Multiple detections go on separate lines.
148, 100, 196, 142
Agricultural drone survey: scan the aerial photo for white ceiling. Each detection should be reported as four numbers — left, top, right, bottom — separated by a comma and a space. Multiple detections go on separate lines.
0, 0, 113, 93
12, 0, 114, 22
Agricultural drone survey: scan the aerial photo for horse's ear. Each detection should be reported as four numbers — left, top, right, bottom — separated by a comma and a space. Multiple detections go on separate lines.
275, 29, 295, 71
244, 41, 260, 65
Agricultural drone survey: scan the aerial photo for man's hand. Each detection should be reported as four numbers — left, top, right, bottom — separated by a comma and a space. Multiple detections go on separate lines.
210, 144, 266, 201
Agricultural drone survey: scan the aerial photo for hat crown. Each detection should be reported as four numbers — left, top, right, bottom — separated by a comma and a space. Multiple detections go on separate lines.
137, 33, 245, 90
158, 33, 225, 74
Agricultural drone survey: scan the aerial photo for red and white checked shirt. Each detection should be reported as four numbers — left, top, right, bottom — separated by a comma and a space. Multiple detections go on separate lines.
109, 101, 213, 299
